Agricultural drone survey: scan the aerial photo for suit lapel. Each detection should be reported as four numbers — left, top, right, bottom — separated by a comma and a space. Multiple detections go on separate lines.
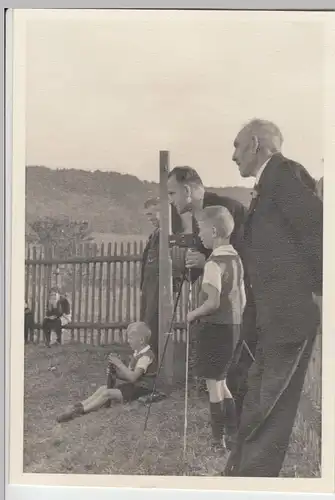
244, 153, 283, 229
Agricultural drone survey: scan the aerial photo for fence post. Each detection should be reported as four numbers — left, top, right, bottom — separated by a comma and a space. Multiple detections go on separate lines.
158, 150, 174, 388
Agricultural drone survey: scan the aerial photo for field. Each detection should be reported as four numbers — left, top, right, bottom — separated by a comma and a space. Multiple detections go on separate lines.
24, 342, 320, 477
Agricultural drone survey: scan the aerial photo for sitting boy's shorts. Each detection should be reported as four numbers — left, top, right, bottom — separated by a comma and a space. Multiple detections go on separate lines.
192, 322, 238, 380
116, 381, 152, 402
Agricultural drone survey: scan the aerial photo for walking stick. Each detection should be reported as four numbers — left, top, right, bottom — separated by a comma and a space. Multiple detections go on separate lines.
182, 267, 192, 473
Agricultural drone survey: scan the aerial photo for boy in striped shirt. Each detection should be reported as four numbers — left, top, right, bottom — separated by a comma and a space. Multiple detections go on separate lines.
187, 206, 246, 451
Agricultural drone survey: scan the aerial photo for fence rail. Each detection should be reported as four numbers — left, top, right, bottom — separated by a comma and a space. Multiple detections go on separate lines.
25, 241, 200, 345
25, 240, 321, 444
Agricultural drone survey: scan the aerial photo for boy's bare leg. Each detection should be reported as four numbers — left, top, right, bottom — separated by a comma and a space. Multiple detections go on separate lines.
80, 386, 106, 408
82, 388, 122, 413
56, 387, 122, 423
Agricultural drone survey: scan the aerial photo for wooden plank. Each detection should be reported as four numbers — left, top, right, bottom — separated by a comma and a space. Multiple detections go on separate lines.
111, 242, 118, 343
91, 244, 97, 343
71, 242, 77, 342
84, 243, 90, 343
36, 246, 42, 326
40, 247, 47, 344
34, 321, 131, 330
25, 254, 141, 265
158, 150, 174, 387
77, 243, 83, 343
126, 242, 131, 324
119, 242, 124, 342
133, 241, 137, 321
106, 242, 112, 334
98, 243, 104, 345
31, 246, 37, 324
25, 245, 30, 304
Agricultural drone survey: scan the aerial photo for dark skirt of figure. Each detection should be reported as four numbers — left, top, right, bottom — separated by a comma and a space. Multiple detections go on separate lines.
192, 322, 236, 380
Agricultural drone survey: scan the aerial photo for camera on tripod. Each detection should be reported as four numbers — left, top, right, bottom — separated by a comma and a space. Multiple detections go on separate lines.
169, 233, 202, 250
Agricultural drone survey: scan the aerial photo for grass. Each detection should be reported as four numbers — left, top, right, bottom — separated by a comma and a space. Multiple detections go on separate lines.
24, 342, 320, 477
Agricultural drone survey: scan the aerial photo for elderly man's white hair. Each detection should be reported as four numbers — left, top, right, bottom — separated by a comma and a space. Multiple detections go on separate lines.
242, 118, 284, 154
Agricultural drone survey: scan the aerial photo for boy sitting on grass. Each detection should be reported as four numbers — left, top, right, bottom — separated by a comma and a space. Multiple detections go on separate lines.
187, 206, 246, 452
56, 322, 156, 423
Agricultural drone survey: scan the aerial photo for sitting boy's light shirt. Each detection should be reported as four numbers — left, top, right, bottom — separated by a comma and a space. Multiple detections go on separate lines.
130, 345, 152, 373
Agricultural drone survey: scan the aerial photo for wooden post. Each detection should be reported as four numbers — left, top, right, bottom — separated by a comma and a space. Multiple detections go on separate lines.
158, 150, 174, 387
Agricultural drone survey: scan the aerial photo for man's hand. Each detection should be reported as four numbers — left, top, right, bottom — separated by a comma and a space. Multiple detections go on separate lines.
187, 310, 198, 323
185, 249, 206, 269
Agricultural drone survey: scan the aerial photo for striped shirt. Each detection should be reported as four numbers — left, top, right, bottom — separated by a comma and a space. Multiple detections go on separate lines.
199, 245, 246, 325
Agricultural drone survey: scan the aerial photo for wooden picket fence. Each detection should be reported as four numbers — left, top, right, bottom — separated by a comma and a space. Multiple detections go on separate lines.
25, 240, 321, 455
25, 241, 200, 345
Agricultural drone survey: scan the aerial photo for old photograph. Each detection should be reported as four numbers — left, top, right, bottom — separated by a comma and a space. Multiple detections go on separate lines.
10, 8, 327, 487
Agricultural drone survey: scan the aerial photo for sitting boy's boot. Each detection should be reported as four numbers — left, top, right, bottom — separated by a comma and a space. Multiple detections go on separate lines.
223, 398, 238, 451
56, 402, 84, 423
209, 402, 226, 452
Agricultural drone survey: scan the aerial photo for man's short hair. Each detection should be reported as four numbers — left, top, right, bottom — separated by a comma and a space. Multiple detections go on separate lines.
144, 197, 160, 209
243, 118, 283, 153
168, 166, 204, 186
202, 205, 235, 239
127, 321, 152, 342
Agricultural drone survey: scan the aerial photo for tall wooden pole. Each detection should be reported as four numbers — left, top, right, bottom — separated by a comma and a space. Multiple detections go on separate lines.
158, 151, 174, 387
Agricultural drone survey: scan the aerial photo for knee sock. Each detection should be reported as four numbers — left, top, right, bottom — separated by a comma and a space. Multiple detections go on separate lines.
209, 402, 225, 443
44, 330, 51, 346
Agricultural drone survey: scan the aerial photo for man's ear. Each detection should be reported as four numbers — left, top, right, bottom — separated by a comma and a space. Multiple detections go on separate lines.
212, 226, 217, 238
184, 184, 192, 198
251, 135, 260, 154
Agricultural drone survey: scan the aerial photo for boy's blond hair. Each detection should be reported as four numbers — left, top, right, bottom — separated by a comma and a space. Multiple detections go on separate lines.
201, 205, 235, 239
127, 321, 151, 343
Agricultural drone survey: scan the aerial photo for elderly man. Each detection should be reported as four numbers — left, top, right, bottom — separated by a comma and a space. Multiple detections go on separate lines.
223, 119, 323, 477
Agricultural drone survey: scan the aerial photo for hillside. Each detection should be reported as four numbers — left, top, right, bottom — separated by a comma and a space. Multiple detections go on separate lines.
25, 166, 252, 236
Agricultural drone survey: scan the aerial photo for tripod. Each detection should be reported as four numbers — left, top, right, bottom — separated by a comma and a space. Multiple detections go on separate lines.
143, 266, 191, 432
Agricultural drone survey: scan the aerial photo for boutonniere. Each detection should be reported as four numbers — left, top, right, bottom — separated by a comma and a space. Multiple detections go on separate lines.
250, 185, 260, 200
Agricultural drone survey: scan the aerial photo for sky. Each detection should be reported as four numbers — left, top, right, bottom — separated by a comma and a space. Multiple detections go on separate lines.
25, 10, 325, 188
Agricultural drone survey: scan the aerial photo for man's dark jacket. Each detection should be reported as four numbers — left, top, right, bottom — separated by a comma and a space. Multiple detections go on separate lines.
243, 152, 322, 347
171, 191, 247, 283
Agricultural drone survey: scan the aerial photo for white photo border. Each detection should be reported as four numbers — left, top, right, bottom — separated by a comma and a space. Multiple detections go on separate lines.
3, 3, 335, 500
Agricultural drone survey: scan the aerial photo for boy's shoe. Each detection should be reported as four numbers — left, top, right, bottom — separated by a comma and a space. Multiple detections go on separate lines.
56, 403, 84, 423
138, 392, 167, 404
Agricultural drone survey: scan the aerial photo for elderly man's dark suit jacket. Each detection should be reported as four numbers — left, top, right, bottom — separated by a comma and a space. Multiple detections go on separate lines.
244, 153, 322, 348
224, 152, 323, 477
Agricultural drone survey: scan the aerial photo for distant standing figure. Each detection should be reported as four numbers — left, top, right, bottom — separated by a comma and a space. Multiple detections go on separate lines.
140, 197, 161, 359
42, 287, 71, 347
24, 302, 35, 344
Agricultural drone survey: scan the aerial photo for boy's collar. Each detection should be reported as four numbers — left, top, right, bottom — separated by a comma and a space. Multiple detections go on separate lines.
133, 344, 150, 357
211, 244, 237, 256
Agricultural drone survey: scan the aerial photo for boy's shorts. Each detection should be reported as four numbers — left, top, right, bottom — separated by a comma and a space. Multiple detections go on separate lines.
116, 381, 153, 402
192, 322, 238, 380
